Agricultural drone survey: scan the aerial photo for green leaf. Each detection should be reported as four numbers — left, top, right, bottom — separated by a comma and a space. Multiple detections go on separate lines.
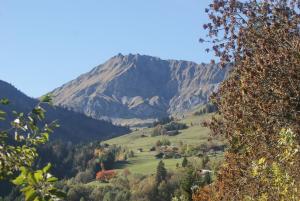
48, 189, 66, 198
27, 173, 37, 185
12, 175, 26, 185
32, 107, 45, 120
42, 163, 51, 173
51, 120, 60, 129
20, 186, 33, 193
33, 170, 43, 182
0, 98, 10, 105
46, 176, 58, 182
33, 197, 42, 201
20, 167, 29, 175
24, 188, 37, 201
39, 94, 52, 103
41, 133, 49, 141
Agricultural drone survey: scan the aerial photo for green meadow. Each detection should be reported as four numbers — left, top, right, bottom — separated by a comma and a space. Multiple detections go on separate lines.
104, 113, 225, 175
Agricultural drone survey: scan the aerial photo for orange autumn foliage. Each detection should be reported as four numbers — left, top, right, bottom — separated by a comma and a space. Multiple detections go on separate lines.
96, 170, 117, 182
192, 186, 212, 201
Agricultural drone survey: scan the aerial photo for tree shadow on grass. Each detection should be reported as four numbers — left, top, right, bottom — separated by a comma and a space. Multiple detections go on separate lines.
113, 160, 132, 169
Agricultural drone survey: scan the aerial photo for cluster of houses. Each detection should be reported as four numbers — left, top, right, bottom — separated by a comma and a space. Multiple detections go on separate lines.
155, 145, 182, 159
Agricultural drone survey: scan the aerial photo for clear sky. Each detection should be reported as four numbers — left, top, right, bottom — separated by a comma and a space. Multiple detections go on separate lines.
0, 0, 214, 97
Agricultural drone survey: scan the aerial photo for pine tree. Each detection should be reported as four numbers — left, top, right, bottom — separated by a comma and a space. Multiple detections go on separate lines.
182, 157, 188, 168
156, 160, 167, 184
180, 168, 194, 201
201, 155, 209, 169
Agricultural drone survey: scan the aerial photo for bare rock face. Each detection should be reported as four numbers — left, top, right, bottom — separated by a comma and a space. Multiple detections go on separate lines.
51, 54, 231, 123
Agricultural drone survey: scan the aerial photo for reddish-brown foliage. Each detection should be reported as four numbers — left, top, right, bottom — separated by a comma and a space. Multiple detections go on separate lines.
192, 186, 213, 201
96, 170, 117, 182
202, 0, 300, 200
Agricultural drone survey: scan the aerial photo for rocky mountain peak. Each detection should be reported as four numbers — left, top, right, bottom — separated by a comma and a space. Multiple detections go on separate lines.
50, 54, 231, 126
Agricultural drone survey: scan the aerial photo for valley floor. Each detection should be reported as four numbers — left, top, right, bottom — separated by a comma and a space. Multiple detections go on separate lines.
103, 113, 225, 176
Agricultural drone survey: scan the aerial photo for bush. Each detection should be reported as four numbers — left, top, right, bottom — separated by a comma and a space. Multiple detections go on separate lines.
164, 122, 188, 131
156, 138, 171, 147
74, 170, 94, 183
150, 146, 156, 151
151, 125, 167, 137
153, 117, 174, 127
193, 103, 217, 116
96, 170, 117, 182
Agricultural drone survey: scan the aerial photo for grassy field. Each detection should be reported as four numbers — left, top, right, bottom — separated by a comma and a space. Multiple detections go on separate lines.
104, 113, 225, 175
114, 152, 183, 175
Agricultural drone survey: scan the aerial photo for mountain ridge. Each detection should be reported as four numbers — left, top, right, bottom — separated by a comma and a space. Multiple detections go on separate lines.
50, 54, 231, 125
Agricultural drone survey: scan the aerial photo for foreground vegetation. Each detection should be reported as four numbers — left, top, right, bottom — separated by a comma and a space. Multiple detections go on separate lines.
0, 96, 65, 201
194, 0, 300, 200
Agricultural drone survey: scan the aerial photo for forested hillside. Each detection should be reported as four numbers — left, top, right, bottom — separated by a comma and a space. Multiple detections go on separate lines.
0, 80, 130, 143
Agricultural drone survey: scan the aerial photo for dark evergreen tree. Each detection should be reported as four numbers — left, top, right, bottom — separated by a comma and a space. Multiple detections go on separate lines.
202, 172, 212, 186
180, 168, 194, 201
201, 155, 209, 169
155, 161, 167, 184
182, 157, 188, 168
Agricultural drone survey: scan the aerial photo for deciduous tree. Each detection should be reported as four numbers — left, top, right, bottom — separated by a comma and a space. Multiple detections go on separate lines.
0, 96, 65, 201
200, 0, 300, 200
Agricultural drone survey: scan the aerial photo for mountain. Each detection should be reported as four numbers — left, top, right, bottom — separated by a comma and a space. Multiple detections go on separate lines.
0, 80, 130, 143
51, 54, 231, 126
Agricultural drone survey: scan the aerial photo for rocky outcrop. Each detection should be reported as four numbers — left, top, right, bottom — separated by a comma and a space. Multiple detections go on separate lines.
51, 54, 231, 124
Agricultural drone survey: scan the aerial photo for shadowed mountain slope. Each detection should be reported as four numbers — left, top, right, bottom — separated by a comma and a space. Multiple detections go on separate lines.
0, 80, 130, 143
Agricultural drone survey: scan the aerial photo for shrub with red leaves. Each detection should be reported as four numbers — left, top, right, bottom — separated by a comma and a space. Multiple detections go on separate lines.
96, 170, 117, 182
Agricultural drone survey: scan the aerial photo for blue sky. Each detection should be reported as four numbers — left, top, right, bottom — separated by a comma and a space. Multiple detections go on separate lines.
0, 0, 214, 97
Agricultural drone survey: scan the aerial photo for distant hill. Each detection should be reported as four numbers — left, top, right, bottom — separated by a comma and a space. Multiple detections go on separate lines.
51, 54, 231, 126
0, 80, 130, 143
